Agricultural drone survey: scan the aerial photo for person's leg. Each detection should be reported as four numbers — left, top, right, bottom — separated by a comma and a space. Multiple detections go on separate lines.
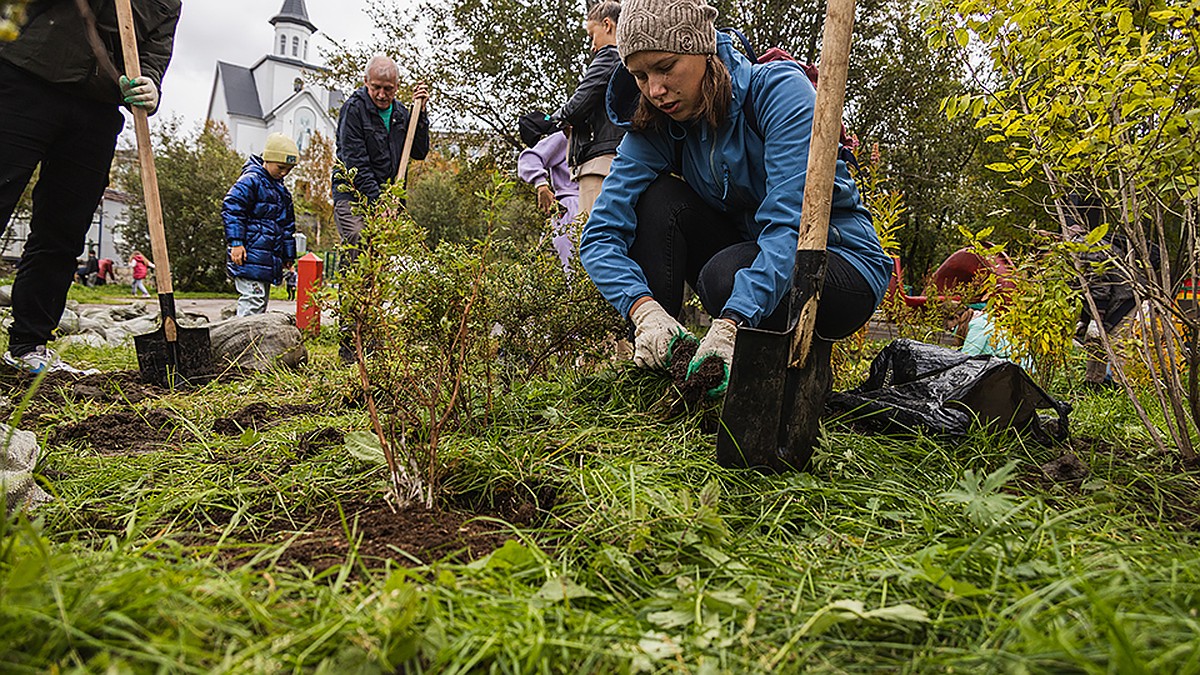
627, 175, 742, 317
234, 278, 268, 316
8, 94, 123, 356
0, 63, 54, 245
575, 155, 614, 215
333, 199, 366, 267
696, 247, 878, 338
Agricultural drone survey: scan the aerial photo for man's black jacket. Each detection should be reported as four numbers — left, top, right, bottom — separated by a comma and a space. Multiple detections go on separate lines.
332, 86, 430, 203
554, 44, 624, 168
0, 0, 181, 107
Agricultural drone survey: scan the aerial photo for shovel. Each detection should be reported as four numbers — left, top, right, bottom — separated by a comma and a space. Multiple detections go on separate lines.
715, 0, 856, 471
395, 95, 425, 185
115, 0, 214, 387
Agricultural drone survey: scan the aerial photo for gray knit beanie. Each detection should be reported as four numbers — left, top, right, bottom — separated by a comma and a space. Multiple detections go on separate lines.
616, 0, 719, 63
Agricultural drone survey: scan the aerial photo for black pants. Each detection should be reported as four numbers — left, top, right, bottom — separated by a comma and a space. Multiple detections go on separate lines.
629, 175, 878, 339
0, 62, 124, 356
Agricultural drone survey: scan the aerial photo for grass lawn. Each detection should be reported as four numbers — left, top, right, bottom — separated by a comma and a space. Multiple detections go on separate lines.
1, 331, 1198, 672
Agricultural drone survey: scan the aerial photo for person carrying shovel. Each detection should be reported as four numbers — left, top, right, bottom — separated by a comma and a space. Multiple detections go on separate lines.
580, 0, 892, 400
0, 0, 180, 375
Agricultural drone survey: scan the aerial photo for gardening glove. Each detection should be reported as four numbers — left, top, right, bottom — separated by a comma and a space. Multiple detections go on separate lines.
687, 318, 737, 398
120, 75, 159, 113
630, 298, 693, 370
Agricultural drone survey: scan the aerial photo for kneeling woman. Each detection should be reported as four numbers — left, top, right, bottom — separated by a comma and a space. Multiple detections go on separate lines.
580, 0, 892, 395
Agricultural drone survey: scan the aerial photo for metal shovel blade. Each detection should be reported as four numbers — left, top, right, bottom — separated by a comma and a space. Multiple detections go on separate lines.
134, 324, 214, 388
717, 327, 832, 472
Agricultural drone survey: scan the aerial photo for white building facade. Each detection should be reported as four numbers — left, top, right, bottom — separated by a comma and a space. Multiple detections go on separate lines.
205, 0, 341, 157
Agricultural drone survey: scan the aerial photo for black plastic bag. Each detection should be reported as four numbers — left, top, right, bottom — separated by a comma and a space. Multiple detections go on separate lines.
828, 339, 1070, 442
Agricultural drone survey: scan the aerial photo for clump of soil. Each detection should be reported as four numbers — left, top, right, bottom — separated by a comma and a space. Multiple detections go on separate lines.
1041, 452, 1090, 483
50, 408, 193, 454
213, 402, 323, 435
296, 427, 344, 459
665, 338, 726, 414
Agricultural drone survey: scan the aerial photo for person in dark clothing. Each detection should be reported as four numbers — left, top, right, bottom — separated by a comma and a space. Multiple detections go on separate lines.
553, 1, 625, 214
331, 54, 430, 363
0, 0, 180, 375
75, 251, 99, 285
331, 54, 429, 260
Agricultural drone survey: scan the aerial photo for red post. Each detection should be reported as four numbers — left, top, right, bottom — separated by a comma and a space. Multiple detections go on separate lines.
296, 252, 323, 332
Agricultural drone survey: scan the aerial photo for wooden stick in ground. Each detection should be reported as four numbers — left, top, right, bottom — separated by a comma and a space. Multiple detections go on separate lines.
114, 0, 176, 339
788, 0, 856, 368
394, 96, 425, 186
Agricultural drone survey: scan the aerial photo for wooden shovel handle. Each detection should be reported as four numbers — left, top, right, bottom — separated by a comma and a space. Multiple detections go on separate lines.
394, 96, 425, 185
115, 0, 173, 298
790, 0, 855, 366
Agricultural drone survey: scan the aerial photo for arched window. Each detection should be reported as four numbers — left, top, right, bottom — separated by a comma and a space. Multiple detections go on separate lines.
303, 40, 309, 61
292, 37, 299, 57
278, 35, 286, 55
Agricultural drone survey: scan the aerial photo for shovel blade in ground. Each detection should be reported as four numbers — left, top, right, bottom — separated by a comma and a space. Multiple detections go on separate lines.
134, 323, 215, 388
717, 327, 832, 472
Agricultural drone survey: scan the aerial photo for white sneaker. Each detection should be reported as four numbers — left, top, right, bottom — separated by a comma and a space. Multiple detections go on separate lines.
3, 346, 99, 376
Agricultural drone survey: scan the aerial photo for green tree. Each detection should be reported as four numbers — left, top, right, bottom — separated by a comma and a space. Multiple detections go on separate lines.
927, 0, 1200, 460
289, 130, 337, 251
116, 120, 245, 292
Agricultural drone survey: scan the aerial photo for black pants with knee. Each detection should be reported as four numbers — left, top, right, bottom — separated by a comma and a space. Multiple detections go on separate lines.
628, 175, 878, 340
0, 62, 125, 356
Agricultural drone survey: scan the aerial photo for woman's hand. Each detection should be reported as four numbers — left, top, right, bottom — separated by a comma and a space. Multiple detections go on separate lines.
629, 298, 693, 369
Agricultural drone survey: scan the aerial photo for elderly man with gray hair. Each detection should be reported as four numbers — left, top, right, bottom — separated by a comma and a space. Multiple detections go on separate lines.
331, 54, 430, 362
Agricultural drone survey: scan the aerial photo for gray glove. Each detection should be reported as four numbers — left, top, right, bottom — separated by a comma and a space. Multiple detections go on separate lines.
630, 299, 692, 369
120, 76, 159, 113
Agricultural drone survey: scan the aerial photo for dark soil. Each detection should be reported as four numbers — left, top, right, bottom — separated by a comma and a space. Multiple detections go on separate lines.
0, 369, 165, 407
296, 427, 344, 459
1041, 452, 1090, 483
248, 485, 554, 571
49, 408, 193, 454
212, 402, 324, 435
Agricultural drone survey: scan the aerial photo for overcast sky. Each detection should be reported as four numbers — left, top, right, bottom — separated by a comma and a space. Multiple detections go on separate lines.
155, 0, 387, 130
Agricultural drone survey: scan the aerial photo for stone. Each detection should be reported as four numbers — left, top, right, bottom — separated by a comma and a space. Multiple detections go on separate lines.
208, 312, 307, 372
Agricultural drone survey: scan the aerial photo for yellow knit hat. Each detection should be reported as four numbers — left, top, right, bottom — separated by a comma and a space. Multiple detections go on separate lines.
263, 133, 300, 165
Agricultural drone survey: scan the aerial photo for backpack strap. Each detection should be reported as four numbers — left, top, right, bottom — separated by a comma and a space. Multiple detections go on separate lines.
720, 27, 758, 63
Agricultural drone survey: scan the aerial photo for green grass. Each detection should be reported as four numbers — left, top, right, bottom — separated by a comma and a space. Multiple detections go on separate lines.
2, 335, 1199, 672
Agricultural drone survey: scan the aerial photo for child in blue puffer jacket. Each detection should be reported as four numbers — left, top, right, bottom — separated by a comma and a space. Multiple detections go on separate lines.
223, 133, 299, 316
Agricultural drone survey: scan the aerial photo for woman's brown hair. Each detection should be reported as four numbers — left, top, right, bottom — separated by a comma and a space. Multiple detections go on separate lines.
630, 55, 732, 132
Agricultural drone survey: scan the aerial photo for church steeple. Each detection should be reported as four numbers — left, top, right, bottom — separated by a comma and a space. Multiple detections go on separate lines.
270, 0, 317, 61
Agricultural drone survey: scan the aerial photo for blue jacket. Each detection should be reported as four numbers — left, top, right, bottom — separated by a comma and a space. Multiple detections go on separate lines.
223, 156, 297, 284
580, 33, 893, 327
331, 86, 430, 203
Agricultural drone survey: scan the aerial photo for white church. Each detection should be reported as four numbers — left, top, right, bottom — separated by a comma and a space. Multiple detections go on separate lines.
205, 0, 342, 157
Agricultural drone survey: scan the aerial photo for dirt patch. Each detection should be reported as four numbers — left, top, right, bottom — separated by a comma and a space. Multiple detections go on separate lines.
50, 408, 193, 454
232, 485, 555, 571
273, 503, 515, 570
1041, 452, 1090, 484
0, 369, 165, 404
297, 427, 344, 459
212, 402, 324, 435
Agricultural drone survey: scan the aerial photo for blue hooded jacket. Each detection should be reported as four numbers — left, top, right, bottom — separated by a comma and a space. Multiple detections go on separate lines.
223, 156, 297, 284
580, 33, 893, 327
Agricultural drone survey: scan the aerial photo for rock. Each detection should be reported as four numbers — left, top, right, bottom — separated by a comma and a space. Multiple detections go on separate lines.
220, 303, 238, 321
109, 303, 151, 321
57, 308, 81, 334
208, 312, 307, 372
57, 333, 108, 349
2, 423, 53, 514
0, 285, 11, 307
